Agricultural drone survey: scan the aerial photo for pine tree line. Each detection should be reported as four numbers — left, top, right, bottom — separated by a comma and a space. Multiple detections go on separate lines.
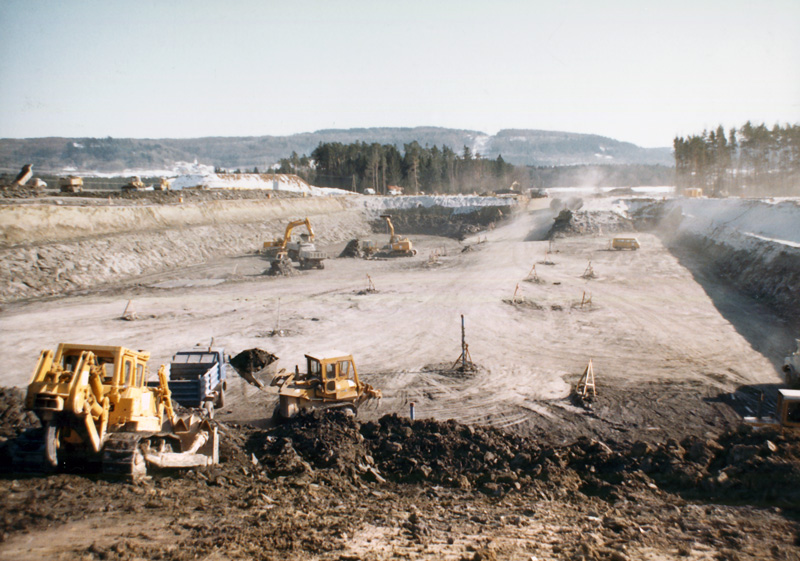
276, 141, 523, 194
674, 122, 800, 197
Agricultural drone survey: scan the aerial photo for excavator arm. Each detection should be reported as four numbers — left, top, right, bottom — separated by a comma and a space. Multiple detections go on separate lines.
282, 218, 314, 248
380, 215, 397, 243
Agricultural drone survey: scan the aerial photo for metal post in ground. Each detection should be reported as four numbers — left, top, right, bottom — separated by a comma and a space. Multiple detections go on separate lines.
461, 314, 466, 372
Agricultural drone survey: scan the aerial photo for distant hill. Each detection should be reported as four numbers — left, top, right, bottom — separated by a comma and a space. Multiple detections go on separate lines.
0, 127, 673, 173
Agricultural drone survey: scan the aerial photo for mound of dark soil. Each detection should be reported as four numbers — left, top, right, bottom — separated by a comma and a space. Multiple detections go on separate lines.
230, 348, 278, 375
240, 409, 800, 506
0, 387, 40, 438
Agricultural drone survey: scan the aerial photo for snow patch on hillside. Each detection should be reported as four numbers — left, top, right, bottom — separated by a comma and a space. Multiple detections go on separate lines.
664, 198, 800, 249
170, 172, 352, 196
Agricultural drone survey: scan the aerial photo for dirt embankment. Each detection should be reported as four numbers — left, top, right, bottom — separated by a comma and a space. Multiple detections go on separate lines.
0, 196, 371, 303
370, 205, 514, 240
630, 199, 800, 322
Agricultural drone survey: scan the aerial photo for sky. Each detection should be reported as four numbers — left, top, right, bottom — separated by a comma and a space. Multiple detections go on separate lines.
0, 0, 798, 148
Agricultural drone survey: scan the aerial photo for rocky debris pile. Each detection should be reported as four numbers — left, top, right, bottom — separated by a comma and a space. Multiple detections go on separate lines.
372, 206, 512, 240
548, 209, 636, 239
264, 259, 298, 276
339, 238, 376, 258
236, 409, 800, 507
0, 184, 43, 199
0, 387, 40, 439
0, 387, 41, 469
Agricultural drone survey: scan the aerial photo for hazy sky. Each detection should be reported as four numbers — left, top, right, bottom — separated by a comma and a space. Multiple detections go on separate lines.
0, 0, 798, 147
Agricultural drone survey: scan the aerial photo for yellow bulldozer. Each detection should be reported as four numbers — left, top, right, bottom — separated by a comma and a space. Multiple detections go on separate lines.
378, 214, 416, 257
270, 350, 381, 420
18, 343, 218, 477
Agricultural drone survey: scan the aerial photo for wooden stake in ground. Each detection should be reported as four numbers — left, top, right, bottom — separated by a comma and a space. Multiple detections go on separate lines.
525, 263, 539, 282
582, 260, 595, 279
366, 274, 376, 293
575, 359, 597, 399
121, 300, 137, 321
513, 283, 522, 303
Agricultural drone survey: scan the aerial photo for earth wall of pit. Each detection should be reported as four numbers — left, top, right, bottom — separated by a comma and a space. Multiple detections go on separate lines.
0, 196, 371, 303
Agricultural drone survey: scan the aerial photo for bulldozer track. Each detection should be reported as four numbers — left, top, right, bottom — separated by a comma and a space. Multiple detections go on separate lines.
102, 433, 148, 478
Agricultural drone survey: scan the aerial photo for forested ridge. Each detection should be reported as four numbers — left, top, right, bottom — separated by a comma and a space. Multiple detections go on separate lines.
0, 127, 672, 173
674, 122, 800, 197
276, 142, 520, 195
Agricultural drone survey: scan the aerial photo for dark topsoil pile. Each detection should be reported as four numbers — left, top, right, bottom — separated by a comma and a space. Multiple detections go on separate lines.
229, 348, 279, 374
1, 388, 799, 560
372, 206, 513, 240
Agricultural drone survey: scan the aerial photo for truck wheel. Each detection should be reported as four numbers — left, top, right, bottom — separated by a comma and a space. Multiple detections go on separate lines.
215, 388, 225, 409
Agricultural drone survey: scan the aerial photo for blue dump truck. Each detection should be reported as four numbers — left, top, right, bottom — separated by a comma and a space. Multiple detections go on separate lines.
161, 347, 227, 414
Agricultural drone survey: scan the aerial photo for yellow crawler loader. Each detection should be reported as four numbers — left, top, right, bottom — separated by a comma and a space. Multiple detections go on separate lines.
271, 351, 381, 420
19, 344, 218, 477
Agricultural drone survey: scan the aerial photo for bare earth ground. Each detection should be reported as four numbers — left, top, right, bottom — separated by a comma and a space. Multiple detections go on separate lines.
0, 200, 798, 560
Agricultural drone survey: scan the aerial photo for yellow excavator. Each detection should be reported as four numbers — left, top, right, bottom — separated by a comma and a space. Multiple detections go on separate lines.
19, 343, 218, 477
378, 214, 416, 257
270, 351, 381, 420
262, 218, 327, 272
